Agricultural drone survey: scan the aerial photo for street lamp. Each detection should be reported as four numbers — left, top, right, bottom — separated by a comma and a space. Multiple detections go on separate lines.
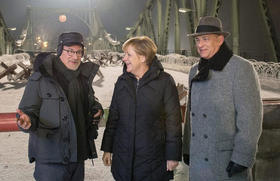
8, 27, 16, 31
43, 41, 48, 48
178, 8, 192, 13
59, 14, 67, 23
125, 27, 133, 31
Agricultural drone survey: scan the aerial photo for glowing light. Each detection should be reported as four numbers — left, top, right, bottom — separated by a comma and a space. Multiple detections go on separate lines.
178, 8, 192, 13
59, 14, 67, 22
8, 27, 16, 31
43, 41, 48, 48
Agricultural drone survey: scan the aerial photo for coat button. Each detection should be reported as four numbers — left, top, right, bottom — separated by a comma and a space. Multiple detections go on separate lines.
204, 158, 208, 161
63, 157, 69, 163
191, 112, 195, 116
203, 114, 207, 118
63, 115, 68, 121
204, 134, 208, 139
60, 97, 64, 102
46, 93, 52, 97
192, 133, 195, 137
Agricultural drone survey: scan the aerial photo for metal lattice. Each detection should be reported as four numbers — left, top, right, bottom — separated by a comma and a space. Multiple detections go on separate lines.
251, 60, 280, 79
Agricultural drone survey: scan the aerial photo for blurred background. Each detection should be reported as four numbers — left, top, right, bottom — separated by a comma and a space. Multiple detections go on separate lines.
0, 0, 279, 61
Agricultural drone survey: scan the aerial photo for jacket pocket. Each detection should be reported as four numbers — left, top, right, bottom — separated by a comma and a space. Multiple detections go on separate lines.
211, 139, 234, 177
39, 90, 61, 128
35, 127, 61, 160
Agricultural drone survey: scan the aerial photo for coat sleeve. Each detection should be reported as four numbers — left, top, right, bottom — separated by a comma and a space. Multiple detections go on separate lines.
18, 74, 42, 132
182, 66, 197, 155
163, 74, 182, 161
231, 60, 263, 168
101, 80, 120, 153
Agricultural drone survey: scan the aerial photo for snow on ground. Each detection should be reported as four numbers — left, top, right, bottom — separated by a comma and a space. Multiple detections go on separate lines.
0, 65, 189, 181
0, 64, 279, 181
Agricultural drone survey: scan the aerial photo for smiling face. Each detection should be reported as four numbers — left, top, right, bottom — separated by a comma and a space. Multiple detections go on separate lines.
59, 45, 83, 70
122, 45, 148, 79
194, 34, 224, 59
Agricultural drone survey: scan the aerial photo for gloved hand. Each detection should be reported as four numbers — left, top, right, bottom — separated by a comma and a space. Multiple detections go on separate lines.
183, 154, 189, 165
226, 161, 247, 177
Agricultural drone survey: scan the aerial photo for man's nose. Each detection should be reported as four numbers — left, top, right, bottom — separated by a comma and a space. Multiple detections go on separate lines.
73, 52, 79, 59
196, 41, 203, 48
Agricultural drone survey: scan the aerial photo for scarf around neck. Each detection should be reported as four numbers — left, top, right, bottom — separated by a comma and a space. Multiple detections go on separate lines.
187, 42, 233, 114
192, 42, 233, 82
53, 59, 89, 161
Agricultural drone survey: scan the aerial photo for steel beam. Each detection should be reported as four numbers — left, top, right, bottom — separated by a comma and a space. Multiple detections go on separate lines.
232, 0, 239, 54
174, 0, 180, 53
209, 0, 222, 17
157, 0, 162, 47
258, 0, 278, 61
161, 0, 172, 54
0, 27, 4, 55
144, 10, 156, 44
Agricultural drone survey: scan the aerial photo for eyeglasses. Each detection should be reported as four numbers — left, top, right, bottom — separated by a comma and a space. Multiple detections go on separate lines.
63, 49, 83, 57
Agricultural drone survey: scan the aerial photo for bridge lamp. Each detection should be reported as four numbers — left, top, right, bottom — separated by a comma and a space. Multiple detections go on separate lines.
59, 14, 67, 23
8, 27, 16, 31
178, 8, 192, 13
43, 41, 48, 48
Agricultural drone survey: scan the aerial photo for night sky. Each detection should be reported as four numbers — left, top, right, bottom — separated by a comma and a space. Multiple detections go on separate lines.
0, 0, 146, 41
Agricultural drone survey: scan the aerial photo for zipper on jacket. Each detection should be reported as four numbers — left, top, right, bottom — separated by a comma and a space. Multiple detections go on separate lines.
136, 79, 139, 95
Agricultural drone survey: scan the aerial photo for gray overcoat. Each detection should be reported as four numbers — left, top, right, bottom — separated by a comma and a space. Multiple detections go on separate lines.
183, 55, 263, 181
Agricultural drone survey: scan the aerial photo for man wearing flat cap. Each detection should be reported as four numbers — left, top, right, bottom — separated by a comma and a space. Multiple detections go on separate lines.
17, 32, 103, 181
182, 16, 263, 180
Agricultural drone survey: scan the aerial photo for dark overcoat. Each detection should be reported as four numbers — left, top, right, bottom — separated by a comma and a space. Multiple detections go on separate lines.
101, 58, 182, 181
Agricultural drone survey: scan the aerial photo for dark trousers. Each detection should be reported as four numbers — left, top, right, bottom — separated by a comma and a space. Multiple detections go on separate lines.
34, 161, 85, 181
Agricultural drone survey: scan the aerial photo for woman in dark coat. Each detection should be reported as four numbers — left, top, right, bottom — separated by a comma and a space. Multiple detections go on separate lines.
101, 36, 182, 181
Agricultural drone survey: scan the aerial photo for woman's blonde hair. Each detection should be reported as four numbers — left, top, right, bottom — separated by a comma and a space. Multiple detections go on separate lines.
122, 36, 157, 66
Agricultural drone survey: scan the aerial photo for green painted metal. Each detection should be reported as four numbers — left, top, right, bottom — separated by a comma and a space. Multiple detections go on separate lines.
209, 0, 222, 17
195, 0, 207, 20
0, 27, 4, 55
174, 0, 180, 53
258, 0, 277, 61
161, 0, 172, 54
136, 25, 142, 36
22, 6, 35, 51
144, 10, 157, 44
157, 0, 162, 47
181, 0, 196, 56
231, 0, 239, 55
0, 11, 14, 55
126, 0, 155, 39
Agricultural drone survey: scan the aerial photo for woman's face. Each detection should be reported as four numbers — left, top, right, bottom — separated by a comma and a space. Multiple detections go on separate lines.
122, 45, 146, 77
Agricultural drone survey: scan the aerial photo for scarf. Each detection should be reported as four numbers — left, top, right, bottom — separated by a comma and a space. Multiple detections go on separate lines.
187, 42, 233, 114
192, 42, 233, 82
53, 59, 89, 162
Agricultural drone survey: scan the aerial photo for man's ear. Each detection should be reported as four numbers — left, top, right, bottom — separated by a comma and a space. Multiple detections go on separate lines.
218, 35, 225, 46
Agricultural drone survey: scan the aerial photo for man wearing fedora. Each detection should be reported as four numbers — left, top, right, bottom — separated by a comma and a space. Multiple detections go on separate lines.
182, 16, 263, 180
16, 32, 103, 181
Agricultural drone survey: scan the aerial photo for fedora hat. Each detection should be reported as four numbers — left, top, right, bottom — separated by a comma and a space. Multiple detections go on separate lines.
188, 16, 230, 37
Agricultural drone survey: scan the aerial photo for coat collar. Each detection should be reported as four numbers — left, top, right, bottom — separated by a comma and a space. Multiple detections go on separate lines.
121, 56, 163, 85
119, 56, 163, 99
39, 54, 99, 83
